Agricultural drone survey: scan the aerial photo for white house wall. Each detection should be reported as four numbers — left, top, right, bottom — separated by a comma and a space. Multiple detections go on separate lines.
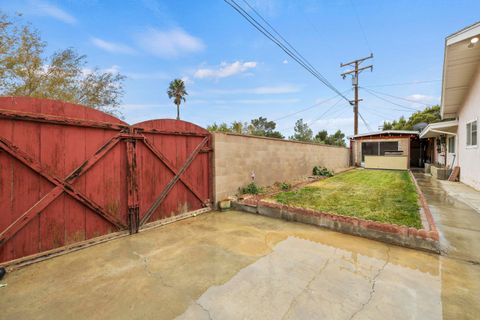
458, 68, 480, 190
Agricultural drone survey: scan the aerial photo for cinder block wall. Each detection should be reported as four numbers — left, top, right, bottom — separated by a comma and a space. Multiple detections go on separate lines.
213, 132, 350, 201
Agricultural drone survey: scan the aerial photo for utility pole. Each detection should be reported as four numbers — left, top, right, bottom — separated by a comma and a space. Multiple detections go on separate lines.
340, 54, 373, 135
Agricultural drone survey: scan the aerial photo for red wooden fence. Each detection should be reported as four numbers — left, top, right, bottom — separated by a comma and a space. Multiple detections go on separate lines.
0, 97, 212, 263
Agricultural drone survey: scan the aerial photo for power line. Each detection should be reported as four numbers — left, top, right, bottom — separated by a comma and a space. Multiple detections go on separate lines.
307, 98, 346, 127
224, 0, 351, 103
241, 0, 321, 75
363, 79, 441, 88
279, 97, 346, 131
363, 87, 432, 106
273, 89, 352, 122
340, 54, 373, 135
358, 112, 373, 131
231, 0, 348, 101
349, 0, 372, 54
361, 104, 397, 119
360, 87, 421, 111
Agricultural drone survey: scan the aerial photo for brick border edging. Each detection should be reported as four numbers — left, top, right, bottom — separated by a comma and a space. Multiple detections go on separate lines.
234, 171, 440, 253
408, 170, 439, 237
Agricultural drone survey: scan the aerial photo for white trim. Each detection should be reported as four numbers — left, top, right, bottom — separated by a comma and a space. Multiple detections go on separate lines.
441, 22, 480, 118
446, 22, 480, 46
350, 130, 418, 139
466, 118, 478, 147
430, 129, 456, 136
419, 120, 458, 138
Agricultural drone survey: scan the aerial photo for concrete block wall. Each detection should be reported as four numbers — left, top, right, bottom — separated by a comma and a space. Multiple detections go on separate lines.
213, 132, 350, 201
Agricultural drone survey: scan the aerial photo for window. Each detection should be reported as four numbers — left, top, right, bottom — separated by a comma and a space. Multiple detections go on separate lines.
467, 120, 477, 147
380, 141, 399, 155
361, 141, 399, 161
448, 136, 455, 153
361, 142, 379, 161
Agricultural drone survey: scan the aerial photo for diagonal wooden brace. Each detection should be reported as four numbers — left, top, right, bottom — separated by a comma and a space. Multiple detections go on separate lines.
0, 135, 126, 246
141, 137, 207, 206
139, 137, 209, 226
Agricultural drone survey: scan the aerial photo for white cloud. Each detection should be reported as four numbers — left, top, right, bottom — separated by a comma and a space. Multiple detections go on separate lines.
136, 27, 205, 58
232, 98, 300, 104
125, 71, 170, 80
282, 59, 288, 64
194, 61, 257, 79
405, 94, 439, 104
81, 65, 121, 76
33, 1, 77, 25
91, 37, 136, 55
208, 84, 300, 95
121, 103, 171, 111
189, 98, 300, 105
307, 117, 354, 137
181, 76, 194, 85
249, 0, 278, 16
103, 65, 121, 74
250, 85, 298, 94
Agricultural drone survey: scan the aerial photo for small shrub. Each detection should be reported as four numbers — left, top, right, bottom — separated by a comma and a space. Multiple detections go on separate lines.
312, 166, 334, 177
241, 182, 262, 195
280, 182, 292, 191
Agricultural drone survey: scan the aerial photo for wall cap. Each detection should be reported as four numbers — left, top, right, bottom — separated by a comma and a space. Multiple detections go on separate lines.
212, 132, 349, 149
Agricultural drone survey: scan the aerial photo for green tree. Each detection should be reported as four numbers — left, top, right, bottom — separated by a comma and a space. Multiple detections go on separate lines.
289, 119, 313, 141
0, 13, 125, 116
206, 118, 284, 138
408, 105, 441, 127
249, 117, 284, 138
206, 122, 230, 132
167, 78, 188, 120
314, 129, 346, 147
230, 121, 251, 134
327, 130, 346, 147
382, 105, 441, 130
314, 130, 328, 142
382, 121, 393, 130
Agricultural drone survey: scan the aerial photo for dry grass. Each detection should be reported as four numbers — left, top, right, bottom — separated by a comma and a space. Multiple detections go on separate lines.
273, 169, 421, 228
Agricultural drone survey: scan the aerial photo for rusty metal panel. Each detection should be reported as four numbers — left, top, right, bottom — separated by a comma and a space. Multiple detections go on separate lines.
0, 97, 212, 263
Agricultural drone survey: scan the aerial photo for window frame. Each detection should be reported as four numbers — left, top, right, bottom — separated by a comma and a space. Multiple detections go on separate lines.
361, 140, 400, 162
466, 119, 478, 148
447, 136, 456, 154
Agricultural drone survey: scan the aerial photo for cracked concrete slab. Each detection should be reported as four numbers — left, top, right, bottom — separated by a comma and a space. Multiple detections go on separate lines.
177, 239, 440, 320
0, 195, 479, 320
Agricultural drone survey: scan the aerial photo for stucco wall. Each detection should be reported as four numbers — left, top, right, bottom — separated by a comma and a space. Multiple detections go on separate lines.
364, 155, 408, 170
458, 69, 480, 190
213, 133, 350, 201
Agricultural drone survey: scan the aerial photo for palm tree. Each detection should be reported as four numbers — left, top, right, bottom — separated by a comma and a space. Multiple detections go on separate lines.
167, 79, 188, 120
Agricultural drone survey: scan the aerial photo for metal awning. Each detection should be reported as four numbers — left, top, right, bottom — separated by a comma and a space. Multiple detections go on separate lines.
419, 120, 458, 138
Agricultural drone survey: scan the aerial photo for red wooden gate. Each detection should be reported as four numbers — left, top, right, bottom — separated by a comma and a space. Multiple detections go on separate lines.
0, 97, 212, 263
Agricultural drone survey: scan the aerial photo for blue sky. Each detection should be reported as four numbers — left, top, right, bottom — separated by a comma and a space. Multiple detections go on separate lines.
1, 0, 479, 137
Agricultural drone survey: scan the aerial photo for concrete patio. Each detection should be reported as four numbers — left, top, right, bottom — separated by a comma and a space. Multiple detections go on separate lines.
0, 175, 479, 319
438, 179, 480, 214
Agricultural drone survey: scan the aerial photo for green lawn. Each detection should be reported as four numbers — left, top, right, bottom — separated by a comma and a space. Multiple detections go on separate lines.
273, 169, 422, 228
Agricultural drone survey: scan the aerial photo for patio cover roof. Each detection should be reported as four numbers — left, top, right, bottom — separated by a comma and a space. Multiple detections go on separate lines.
441, 22, 480, 119
349, 130, 419, 140
419, 120, 458, 139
